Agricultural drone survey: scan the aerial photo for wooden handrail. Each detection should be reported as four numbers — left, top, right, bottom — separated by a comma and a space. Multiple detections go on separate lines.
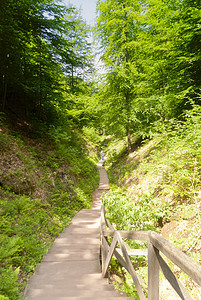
100, 204, 201, 300
149, 232, 201, 287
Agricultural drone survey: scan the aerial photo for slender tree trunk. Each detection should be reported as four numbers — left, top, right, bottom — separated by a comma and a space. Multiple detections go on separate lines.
123, 4, 132, 153
125, 89, 132, 152
38, 35, 43, 119
2, 75, 7, 111
71, 64, 74, 92
125, 47, 132, 152
2, 54, 10, 111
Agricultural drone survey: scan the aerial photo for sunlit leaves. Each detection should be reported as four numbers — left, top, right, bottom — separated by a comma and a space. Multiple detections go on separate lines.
0, 0, 93, 120
95, 0, 201, 140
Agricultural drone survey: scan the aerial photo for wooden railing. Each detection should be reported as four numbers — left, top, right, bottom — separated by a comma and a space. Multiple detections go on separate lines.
100, 204, 201, 300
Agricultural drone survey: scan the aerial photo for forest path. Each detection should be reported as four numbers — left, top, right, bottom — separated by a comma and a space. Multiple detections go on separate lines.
23, 162, 133, 300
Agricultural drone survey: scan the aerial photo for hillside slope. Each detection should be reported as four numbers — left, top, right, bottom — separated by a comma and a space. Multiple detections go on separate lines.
0, 112, 99, 300
103, 119, 201, 297
107, 138, 201, 253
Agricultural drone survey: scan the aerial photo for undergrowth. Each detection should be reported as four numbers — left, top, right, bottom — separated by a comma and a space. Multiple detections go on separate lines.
0, 114, 99, 300
103, 188, 171, 232
102, 187, 170, 297
102, 103, 201, 298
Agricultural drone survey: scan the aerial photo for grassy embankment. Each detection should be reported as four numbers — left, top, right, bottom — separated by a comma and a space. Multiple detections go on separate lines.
0, 112, 99, 300
102, 107, 201, 298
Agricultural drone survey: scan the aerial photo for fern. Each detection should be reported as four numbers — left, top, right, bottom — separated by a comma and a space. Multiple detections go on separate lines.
0, 266, 21, 300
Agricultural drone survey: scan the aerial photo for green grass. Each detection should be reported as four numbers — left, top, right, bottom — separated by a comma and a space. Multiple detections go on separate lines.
0, 118, 99, 300
102, 104, 201, 297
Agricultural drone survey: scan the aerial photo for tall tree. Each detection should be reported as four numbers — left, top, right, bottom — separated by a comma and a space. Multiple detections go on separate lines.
0, 0, 93, 120
95, 0, 201, 142
136, 0, 201, 120
96, 0, 142, 151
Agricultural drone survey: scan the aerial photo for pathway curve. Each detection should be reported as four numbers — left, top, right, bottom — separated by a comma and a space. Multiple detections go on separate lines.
23, 162, 134, 300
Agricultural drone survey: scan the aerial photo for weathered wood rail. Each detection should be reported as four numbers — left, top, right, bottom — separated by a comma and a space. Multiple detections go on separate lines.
100, 204, 201, 300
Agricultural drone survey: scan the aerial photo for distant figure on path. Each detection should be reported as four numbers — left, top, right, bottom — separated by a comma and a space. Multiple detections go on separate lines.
101, 149, 104, 161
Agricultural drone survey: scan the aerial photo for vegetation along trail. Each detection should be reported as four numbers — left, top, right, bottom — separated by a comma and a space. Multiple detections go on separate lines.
0, 0, 201, 299
22, 162, 134, 299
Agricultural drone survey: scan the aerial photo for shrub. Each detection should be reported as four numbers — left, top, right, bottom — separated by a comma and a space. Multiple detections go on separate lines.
103, 188, 171, 232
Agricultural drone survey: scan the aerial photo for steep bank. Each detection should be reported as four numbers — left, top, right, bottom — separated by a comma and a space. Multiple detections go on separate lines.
105, 133, 201, 256
0, 112, 99, 300
103, 128, 201, 297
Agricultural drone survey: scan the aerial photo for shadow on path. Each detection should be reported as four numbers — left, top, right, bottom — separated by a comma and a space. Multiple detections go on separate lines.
23, 162, 132, 299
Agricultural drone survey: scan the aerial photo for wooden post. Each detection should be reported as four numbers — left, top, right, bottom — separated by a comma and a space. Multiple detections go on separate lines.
148, 242, 159, 300
101, 235, 109, 277
102, 233, 118, 278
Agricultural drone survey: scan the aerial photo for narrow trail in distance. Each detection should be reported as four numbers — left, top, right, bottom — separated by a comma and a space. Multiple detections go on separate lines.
23, 162, 134, 300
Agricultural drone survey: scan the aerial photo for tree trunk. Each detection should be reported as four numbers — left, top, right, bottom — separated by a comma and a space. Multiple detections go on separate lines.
123, 5, 132, 153
2, 76, 7, 111
71, 64, 74, 92
2, 54, 10, 111
125, 90, 132, 153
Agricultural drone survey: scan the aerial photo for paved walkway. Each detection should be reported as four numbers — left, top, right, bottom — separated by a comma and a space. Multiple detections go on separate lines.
23, 162, 133, 300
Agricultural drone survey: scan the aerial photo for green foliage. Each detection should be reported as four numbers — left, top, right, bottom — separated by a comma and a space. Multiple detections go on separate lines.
107, 258, 139, 298
95, 0, 143, 149
82, 126, 103, 147
95, 0, 201, 140
0, 295, 9, 300
102, 101, 201, 296
0, 117, 99, 299
103, 188, 171, 231
106, 101, 201, 206
0, 235, 22, 264
151, 102, 201, 203
0, 195, 61, 272
0, 0, 93, 120
0, 266, 21, 300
